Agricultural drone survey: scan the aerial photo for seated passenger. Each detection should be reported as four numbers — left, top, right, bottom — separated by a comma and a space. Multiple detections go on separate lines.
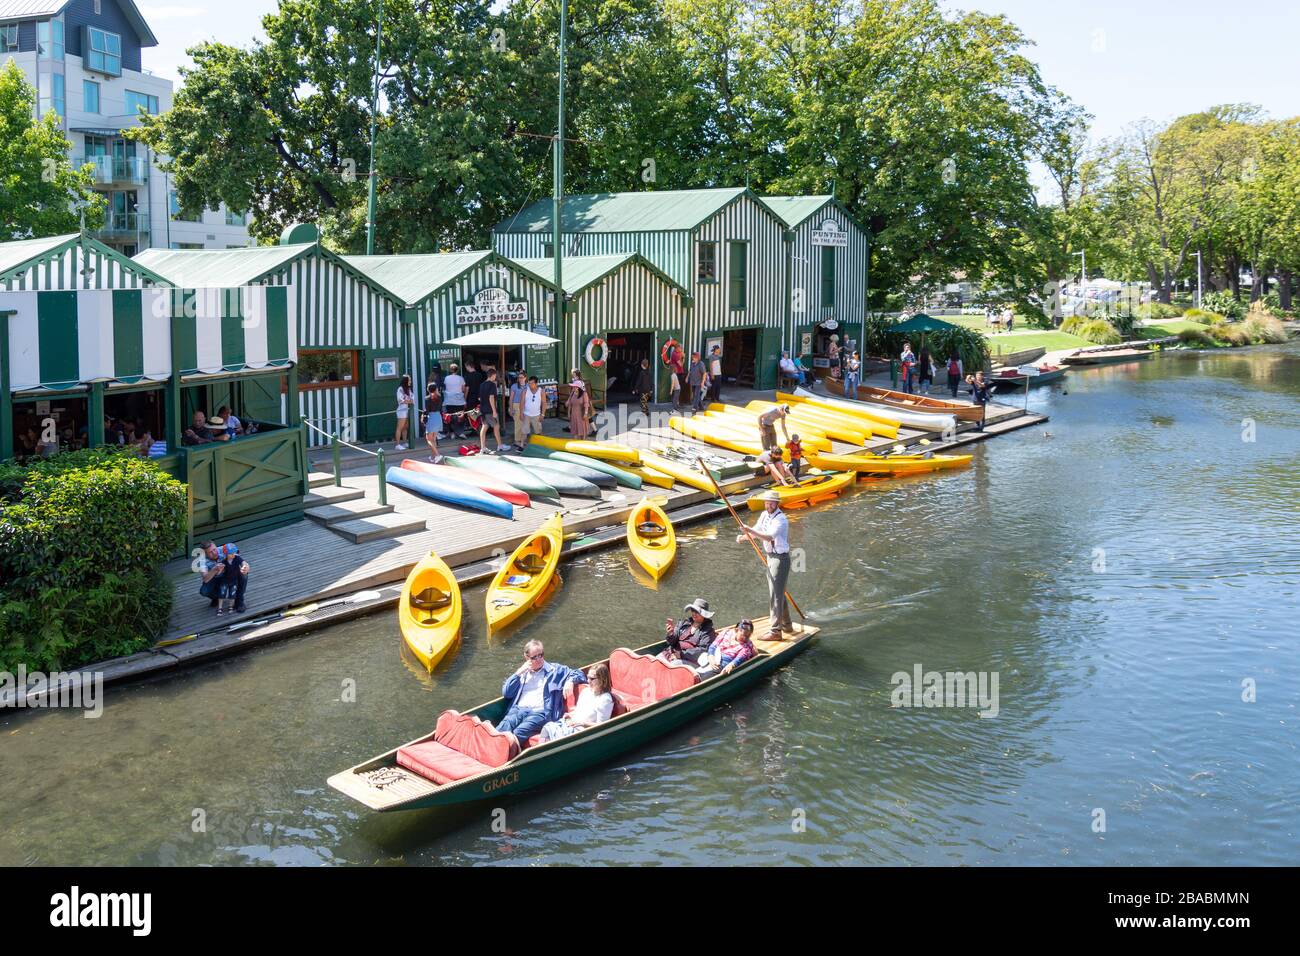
183, 411, 214, 445
695, 619, 756, 678
537, 663, 614, 743
778, 351, 803, 386
658, 598, 718, 664
493, 640, 588, 745
753, 444, 797, 486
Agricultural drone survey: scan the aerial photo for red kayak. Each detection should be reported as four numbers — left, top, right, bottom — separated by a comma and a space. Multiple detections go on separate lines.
400, 459, 531, 507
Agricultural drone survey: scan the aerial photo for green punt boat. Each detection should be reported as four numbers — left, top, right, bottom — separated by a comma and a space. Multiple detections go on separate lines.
327, 619, 818, 811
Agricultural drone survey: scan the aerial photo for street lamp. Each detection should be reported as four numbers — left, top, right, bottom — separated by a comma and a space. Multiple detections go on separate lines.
1194, 250, 1203, 308
365, 0, 386, 255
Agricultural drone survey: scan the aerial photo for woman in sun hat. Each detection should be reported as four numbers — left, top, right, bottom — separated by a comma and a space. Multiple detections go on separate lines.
659, 598, 718, 664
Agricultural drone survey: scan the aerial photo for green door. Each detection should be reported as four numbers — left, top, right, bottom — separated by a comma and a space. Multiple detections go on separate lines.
756, 326, 785, 390
361, 348, 403, 442
239, 372, 283, 427
580, 335, 607, 408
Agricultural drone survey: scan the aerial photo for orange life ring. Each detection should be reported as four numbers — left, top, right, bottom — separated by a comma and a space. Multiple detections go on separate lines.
660, 338, 681, 367
585, 336, 607, 368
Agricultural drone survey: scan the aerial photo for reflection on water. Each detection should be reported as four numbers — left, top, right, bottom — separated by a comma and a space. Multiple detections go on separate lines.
2, 345, 1298, 866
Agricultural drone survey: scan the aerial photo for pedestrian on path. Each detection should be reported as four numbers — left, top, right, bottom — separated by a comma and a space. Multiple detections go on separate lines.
568, 370, 593, 439
394, 375, 415, 451
946, 352, 963, 398
422, 380, 443, 457
900, 343, 917, 394
509, 370, 528, 448
737, 490, 793, 640
844, 351, 861, 397
918, 345, 933, 395
688, 351, 708, 411
708, 345, 723, 403
967, 371, 992, 431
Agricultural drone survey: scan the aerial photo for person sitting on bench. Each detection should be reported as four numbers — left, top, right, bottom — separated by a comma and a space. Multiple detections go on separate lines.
493, 640, 588, 745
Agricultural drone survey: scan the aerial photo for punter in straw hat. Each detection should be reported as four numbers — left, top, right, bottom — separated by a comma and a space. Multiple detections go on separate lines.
737, 490, 792, 640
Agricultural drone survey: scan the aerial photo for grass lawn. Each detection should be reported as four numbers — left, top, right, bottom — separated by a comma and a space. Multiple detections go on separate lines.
984, 329, 1091, 355
1135, 320, 1204, 339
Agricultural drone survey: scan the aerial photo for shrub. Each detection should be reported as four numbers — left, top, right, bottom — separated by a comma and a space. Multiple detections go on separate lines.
1200, 290, 1246, 321
1138, 302, 1183, 320
0, 449, 187, 672
1075, 319, 1122, 345
1239, 314, 1288, 344
1059, 315, 1089, 335
1176, 327, 1217, 348
1207, 322, 1250, 346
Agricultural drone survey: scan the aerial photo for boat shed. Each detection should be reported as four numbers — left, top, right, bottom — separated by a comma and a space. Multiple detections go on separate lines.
508, 253, 689, 405
493, 187, 789, 391
136, 228, 407, 445
759, 195, 870, 375
2, 233, 307, 542
342, 250, 558, 417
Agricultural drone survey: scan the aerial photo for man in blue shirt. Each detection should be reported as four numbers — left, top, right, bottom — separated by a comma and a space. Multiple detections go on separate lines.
495, 640, 589, 744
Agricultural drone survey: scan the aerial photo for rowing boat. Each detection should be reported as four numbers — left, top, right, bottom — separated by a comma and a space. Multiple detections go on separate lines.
399, 551, 462, 671
326, 619, 818, 811
821, 380, 984, 422
746, 471, 855, 510
500, 454, 617, 489
806, 450, 973, 475
626, 497, 676, 580
401, 459, 530, 507
385, 465, 515, 519
989, 364, 1068, 390
526, 435, 641, 464
520, 446, 644, 489
485, 513, 564, 634
784, 388, 957, 432
1060, 348, 1152, 366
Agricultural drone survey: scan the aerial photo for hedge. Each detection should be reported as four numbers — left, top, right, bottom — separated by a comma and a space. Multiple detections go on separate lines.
0, 449, 187, 672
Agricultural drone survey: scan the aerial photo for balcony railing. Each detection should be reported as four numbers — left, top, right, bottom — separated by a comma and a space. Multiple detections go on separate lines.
75, 155, 149, 187
93, 212, 150, 244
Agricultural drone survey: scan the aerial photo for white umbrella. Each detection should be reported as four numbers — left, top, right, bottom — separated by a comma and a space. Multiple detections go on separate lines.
442, 326, 560, 421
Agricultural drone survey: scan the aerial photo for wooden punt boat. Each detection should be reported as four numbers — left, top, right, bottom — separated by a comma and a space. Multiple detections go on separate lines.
399, 551, 462, 671
626, 497, 676, 580
746, 470, 854, 509
327, 620, 818, 811
1060, 348, 1152, 366
786, 388, 956, 432
823, 379, 985, 422
807, 451, 973, 476
989, 364, 1068, 390
485, 513, 563, 634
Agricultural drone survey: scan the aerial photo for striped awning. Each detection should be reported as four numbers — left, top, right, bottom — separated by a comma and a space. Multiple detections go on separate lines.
3, 286, 296, 392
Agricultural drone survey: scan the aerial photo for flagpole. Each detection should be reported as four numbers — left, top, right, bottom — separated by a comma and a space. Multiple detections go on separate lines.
365, 0, 385, 255
552, 0, 567, 378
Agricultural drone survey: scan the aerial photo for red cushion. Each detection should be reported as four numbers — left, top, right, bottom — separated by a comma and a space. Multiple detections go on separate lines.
609, 647, 698, 709
397, 740, 493, 785
434, 710, 517, 767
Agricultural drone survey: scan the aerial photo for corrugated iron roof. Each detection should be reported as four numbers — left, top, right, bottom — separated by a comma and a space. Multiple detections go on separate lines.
342, 251, 495, 306
0, 233, 78, 277
760, 195, 834, 229
510, 253, 686, 297
134, 244, 311, 288
495, 187, 748, 234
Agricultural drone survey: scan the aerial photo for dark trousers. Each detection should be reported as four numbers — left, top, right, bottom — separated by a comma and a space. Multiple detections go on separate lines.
497, 706, 547, 743
790, 458, 803, 480
200, 558, 247, 605
710, 377, 722, 402
691, 382, 707, 410
640, 392, 651, 416
948, 373, 960, 397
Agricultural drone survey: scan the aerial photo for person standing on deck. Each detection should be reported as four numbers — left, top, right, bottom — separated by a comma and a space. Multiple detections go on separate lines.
918, 345, 933, 395
900, 343, 916, 394
708, 345, 723, 403
478, 368, 506, 453
946, 353, 963, 398
634, 358, 654, 417
688, 351, 709, 411
757, 404, 791, 453
568, 371, 592, 439
668, 347, 684, 409
422, 380, 443, 456
966, 371, 993, 432
738, 490, 793, 640
394, 375, 415, 451
509, 370, 529, 448
521, 376, 547, 442
844, 351, 861, 397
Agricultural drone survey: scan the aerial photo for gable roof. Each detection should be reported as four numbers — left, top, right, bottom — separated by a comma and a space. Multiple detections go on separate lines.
760, 195, 870, 237
509, 253, 688, 298
495, 187, 756, 235
0, 232, 170, 285
341, 251, 503, 307
0, 1, 158, 46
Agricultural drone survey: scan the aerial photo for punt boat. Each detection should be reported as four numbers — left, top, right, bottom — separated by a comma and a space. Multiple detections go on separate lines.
988, 364, 1069, 390
327, 619, 818, 811
824, 379, 986, 422
1060, 348, 1152, 366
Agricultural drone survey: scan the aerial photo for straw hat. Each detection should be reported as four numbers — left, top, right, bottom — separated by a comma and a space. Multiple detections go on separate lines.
207, 416, 225, 428
757, 490, 783, 503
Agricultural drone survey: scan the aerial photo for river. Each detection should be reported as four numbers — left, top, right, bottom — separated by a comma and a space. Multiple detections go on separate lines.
3, 344, 1298, 865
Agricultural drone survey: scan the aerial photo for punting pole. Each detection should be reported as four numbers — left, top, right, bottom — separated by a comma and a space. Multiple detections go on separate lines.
697, 457, 805, 620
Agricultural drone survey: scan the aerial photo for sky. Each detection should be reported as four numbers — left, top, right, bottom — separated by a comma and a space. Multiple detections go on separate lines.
138, 0, 1300, 143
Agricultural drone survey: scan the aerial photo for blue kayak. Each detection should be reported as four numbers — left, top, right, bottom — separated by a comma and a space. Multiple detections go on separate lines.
386, 466, 514, 519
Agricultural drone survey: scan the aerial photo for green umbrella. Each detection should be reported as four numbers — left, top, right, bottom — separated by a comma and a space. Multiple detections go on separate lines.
890, 313, 959, 335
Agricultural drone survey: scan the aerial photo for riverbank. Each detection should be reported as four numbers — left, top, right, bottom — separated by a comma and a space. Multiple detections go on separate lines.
1, 382, 1047, 708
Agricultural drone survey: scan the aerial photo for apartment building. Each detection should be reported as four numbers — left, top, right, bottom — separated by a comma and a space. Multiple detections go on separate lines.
0, 0, 251, 253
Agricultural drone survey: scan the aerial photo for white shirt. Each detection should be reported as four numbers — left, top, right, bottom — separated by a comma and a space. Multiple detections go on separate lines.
523, 387, 543, 417
517, 667, 546, 711
779, 357, 797, 373
755, 508, 789, 555
710, 355, 722, 375
443, 374, 466, 404
568, 689, 613, 726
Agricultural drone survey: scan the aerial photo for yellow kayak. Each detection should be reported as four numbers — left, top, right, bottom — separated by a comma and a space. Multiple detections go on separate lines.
486, 513, 564, 634
776, 390, 903, 430
639, 451, 719, 493
700, 410, 833, 452
808, 451, 973, 475
747, 471, 855, 510
747, 399, 899, 441
740, 401, 874, 444
627, 497, 676, 580
399, 550, 462, 671
527, 435, 640, 464
625, 464, 676, 488
669, 415, 763, 455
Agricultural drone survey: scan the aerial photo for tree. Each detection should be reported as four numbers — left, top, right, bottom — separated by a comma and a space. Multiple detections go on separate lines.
0, 61, 103, 239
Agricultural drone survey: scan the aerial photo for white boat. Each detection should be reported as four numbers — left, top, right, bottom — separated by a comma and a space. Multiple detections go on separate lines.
792, 387, 957, 432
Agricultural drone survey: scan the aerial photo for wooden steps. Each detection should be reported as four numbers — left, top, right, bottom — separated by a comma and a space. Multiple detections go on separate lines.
330, 511, 429, 544
305, 500, 396, 526
303, 485, 366, 507
308, 471, 339, 488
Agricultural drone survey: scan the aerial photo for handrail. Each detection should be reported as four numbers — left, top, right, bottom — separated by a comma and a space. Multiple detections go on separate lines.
303, 417, 387, 501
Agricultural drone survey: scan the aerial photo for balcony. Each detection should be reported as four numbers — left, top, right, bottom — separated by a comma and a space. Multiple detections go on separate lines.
93, 212, 150, 246
75, 155, 149, 187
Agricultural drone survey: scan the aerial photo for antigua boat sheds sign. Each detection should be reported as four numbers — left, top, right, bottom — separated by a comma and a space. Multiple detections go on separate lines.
455, 287, 529, 325
811, 218, 849, 247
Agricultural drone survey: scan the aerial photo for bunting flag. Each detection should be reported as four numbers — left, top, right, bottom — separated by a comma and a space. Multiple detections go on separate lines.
3, 287, 295, 392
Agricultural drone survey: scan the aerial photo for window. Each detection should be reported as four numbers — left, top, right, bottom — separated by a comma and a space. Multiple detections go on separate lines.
298, 350, 359, 389
170, 242, 204, 250
820, 246, 836, 307
83, 80, 99, 114
94, 0, 101, 13
38, 19, 64, 60
39, 72, 66, 119
1, 24, 18, 51
541, 242, 554, 258
86, 27, 121, 76
125, 91, 160, 116
698, 241, 718, 283
728, 241, 747, 310
226, 209, 247, 226
170, 191, 201, 223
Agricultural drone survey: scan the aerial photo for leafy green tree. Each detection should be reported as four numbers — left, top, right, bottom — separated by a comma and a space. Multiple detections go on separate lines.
0, 61, 103, 238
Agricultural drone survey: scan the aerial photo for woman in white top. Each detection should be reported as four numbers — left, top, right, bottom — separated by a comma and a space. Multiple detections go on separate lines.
538, 663, 615, 742
394, 375, 415, 450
